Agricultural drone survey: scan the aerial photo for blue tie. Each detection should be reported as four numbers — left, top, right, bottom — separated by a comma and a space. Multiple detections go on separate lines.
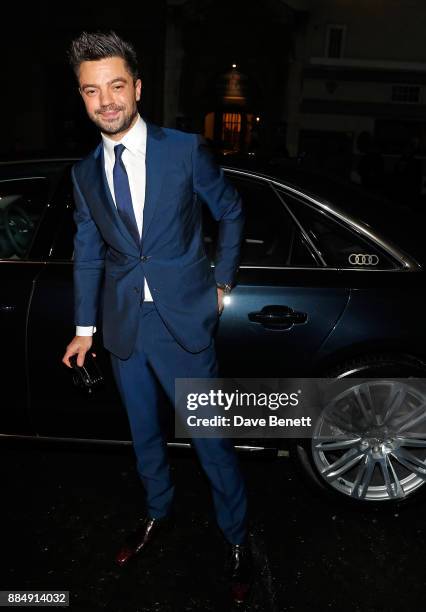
113, 144, 141, 248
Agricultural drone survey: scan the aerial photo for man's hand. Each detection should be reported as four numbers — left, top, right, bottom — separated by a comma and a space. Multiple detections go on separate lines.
217, 287, 225, 315
62, 336, 95, 368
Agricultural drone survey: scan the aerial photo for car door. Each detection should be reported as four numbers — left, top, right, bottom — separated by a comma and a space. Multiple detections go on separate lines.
210, 171, 351, 377
26, 164, 143, 440
0, 172, 56, 434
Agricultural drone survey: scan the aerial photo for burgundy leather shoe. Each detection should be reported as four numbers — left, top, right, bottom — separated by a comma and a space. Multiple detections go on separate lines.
227, 540, 253, 606
115, 514, 175, 567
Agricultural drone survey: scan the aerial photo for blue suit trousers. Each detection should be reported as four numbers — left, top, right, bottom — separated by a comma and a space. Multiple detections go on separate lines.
109, 301, 248, 544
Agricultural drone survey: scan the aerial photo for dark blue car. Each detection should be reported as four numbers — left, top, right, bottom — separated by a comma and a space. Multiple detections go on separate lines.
1, 157, 426, 507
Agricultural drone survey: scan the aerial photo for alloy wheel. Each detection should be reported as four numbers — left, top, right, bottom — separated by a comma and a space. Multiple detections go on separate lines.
312, 380, 426, 501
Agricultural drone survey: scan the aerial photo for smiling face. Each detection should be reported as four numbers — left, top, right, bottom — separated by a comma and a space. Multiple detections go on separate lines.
77, 56, 141, 140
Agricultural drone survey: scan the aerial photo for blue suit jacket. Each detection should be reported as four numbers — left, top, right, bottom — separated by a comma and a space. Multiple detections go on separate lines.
71, 121, 245, 359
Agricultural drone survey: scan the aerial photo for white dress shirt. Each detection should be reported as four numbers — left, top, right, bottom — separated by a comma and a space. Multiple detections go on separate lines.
76, 114, 152, 337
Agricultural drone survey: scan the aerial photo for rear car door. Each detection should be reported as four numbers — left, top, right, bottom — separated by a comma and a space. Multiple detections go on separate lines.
209, 171, 351, 376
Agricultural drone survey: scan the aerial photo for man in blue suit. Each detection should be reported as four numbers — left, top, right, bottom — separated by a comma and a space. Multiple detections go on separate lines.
61, 31, 252, 603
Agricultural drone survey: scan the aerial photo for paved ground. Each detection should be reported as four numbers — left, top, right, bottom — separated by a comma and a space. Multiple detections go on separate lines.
1, 437, 426, 611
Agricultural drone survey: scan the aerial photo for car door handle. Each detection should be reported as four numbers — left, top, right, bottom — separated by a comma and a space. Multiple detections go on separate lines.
248, 305, 307, 330
0, 304, 17, 312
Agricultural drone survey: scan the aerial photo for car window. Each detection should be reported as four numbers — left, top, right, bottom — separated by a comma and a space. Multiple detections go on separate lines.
202, 174, 318, 267
0, 177, 49, 260
280, 190, 398, 269
47, 168, 75, 261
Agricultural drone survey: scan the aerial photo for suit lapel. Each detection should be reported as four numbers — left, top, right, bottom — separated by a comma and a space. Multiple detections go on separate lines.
88, 143, 140, 252
142, 121, 168, 243
88, 120, 168, 251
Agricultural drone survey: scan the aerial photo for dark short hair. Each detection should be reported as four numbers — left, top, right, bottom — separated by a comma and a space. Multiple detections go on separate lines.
67, 30, 139, 81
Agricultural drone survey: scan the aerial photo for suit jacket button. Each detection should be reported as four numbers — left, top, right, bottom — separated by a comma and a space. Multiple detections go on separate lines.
141, 255, 148, 262
134, 287, 140, 293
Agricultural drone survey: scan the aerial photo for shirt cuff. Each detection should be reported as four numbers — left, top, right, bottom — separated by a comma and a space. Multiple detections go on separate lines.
76, 326, 96, 336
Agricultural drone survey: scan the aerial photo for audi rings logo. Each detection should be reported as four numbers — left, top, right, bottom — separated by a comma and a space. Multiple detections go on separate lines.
348, 253, 379, 266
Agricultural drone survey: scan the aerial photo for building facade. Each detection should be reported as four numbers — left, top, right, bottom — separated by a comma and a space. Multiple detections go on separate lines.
164, 0, 426, 189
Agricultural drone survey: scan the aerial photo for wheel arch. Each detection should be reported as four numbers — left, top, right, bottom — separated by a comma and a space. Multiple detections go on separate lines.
313, 343, 426, 377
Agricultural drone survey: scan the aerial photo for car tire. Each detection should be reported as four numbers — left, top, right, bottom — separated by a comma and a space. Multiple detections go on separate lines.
290, 352, 426, 510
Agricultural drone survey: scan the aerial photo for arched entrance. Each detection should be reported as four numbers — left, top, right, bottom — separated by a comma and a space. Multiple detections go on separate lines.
203, 65, 260, 154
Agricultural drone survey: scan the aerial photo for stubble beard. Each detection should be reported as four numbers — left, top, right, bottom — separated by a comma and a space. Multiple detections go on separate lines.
92, 104, 139, 137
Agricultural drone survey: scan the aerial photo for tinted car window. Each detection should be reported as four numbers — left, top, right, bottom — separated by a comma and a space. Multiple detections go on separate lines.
0, 177, 49, 260
202, 174, 317, 267
281, 191, 398, 269
47, 168, 75, 261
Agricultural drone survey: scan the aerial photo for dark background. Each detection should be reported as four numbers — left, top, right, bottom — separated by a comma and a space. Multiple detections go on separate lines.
3, 0, 426, 210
